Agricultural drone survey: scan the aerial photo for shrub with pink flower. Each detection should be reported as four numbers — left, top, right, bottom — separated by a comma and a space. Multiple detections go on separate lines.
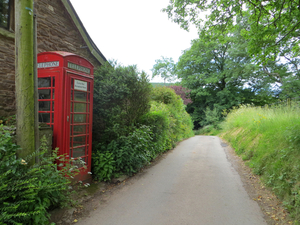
169, 85, 192, 105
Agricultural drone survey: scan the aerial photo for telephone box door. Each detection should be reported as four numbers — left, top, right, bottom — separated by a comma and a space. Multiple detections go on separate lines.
67, 73, 93, 175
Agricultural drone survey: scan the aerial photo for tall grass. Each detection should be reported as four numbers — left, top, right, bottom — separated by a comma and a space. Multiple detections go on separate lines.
221, 101, 300, 222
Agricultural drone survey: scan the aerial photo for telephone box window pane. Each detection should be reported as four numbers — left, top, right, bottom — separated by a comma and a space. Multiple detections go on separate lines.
0, 0, 9, 29
39, 113, 50, 123
52, 77, 55, 87
38, 78, 51, 87
73, 125, 86, 135
73, 147, 85, 158
39, 101, 50, 111
52, 101, 55, 111
74, 114, 86, 123
52, 89, 55, 100
74, 91, 86, 102
38, 89, 51, 99
73, 136, 86, 147
74, 103, 86, 112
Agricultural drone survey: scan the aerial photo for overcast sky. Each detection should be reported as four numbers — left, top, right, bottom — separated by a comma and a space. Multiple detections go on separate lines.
70, 0, 199, 82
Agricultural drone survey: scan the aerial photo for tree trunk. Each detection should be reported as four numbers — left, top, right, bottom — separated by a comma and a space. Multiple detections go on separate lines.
15, 0, 36, 164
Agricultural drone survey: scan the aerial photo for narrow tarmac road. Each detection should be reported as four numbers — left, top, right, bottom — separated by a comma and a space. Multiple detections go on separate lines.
77, 136, 266, 225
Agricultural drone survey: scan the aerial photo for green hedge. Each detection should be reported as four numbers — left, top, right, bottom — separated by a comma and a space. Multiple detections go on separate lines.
92, 76, 194, 181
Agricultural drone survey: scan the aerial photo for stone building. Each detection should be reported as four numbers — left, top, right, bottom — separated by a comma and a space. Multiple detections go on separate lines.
0, 0, 107, 116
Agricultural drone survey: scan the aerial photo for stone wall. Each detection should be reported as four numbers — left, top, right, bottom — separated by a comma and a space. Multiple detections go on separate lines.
0, 0, 103, 116
35, 0, 102, 67
0, 34, 15, 116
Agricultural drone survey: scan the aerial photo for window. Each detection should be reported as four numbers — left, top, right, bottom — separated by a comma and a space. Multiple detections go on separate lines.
0, 0, 13, 31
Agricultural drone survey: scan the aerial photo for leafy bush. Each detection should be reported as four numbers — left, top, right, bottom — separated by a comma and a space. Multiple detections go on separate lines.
141, 87, 194, 152
92, 151, 115, 181
168, 85, 192, 105
194, 125, 221, 136
111, 125, 154, 175
0, 115, 16, 126
93, 125, 154, 178
202, 107, 222, 128
92, 69, 194, 181
93, 61, 152, 144
0, 126, 78, 224
150, 87, 194, 143
141, 108, 170, 153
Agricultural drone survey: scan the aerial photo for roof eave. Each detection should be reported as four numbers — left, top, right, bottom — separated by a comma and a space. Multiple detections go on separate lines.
61, 0, 107, 65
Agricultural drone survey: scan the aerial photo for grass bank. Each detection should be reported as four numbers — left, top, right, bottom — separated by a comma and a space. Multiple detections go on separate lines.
220, 101, 300, 222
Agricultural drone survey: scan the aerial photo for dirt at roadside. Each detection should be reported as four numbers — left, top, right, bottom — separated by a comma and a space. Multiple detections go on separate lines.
221, 139, 294, 225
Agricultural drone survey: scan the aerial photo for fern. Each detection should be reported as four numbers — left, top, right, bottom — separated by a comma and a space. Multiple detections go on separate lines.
0, 126, 78, 224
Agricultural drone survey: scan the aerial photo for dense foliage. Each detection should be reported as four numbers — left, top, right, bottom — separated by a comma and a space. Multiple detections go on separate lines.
0, 127, 78, 224
151, 57, 177, 83
176, 25, 278, 129
163, 0, 300, 65
93, 61, 152, 144
92, 65, 194, 181
146, 87, 194, 150
168, 85, 192, 105
221, 102, 300, 222
162, 1, 300, 125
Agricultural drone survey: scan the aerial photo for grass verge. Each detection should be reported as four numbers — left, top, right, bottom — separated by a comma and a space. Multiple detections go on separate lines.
220, 102, 300, 223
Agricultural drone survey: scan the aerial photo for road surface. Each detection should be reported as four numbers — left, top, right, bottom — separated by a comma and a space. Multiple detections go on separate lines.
77, 136, 266, 225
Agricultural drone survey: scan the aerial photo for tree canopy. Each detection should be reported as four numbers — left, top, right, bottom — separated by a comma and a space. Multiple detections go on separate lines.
176, 23, 280, 128
163, 0, 300, 65
151, 56, 177, 83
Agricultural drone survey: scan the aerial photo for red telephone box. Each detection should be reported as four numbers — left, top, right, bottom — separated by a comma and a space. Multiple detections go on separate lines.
37, 51, 94, 181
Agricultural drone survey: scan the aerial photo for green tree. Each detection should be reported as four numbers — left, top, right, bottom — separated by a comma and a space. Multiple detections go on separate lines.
151, 56, 177, 83
177, 27, 277, 128
163, 1, 300, 65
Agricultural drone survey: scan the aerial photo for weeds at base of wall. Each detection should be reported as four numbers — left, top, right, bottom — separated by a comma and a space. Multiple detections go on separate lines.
0, 125, 87, 224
